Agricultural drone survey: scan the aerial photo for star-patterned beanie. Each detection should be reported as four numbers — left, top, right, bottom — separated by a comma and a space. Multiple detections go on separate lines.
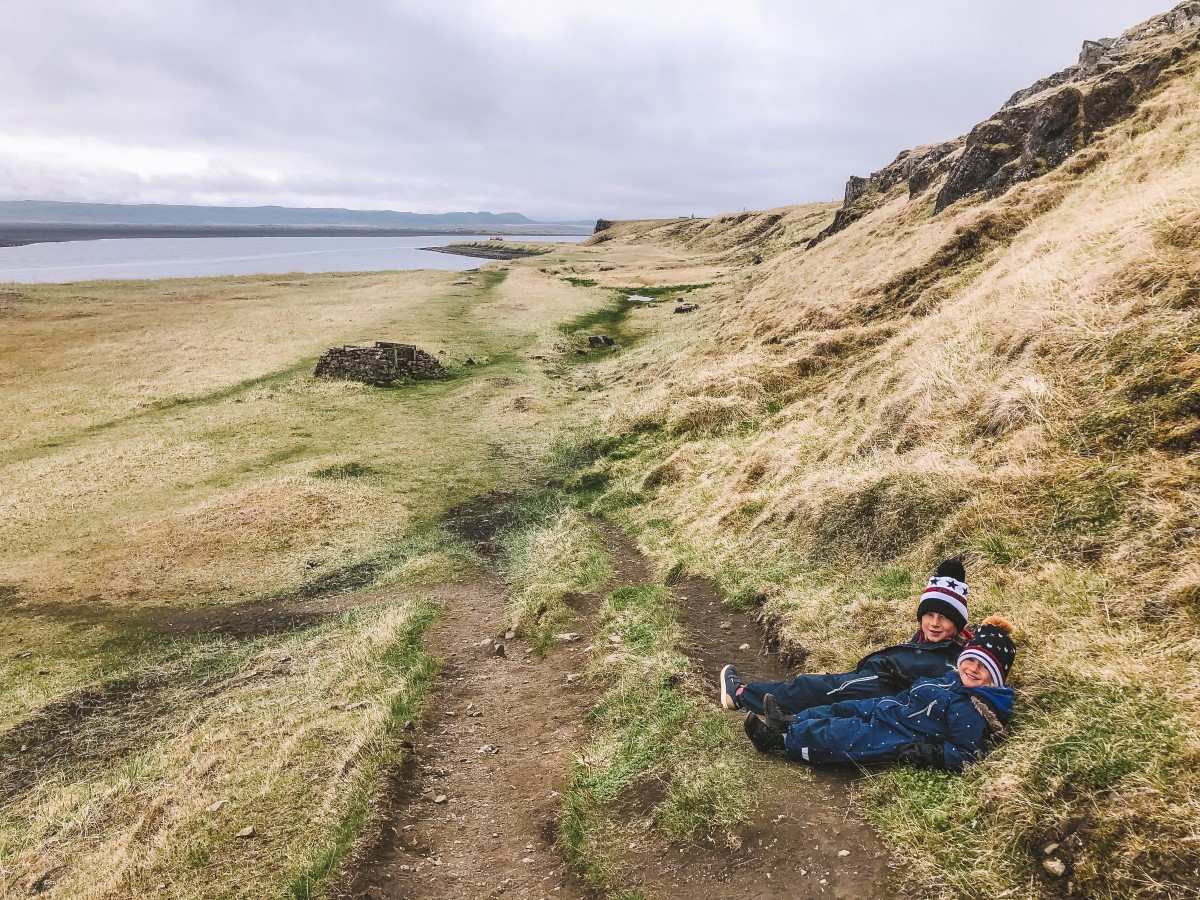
958, 616, 1016, 686
916, 559, 969, 632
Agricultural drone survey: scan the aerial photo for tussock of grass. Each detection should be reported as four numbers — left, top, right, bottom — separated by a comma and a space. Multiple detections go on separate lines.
310, 461, 380, 480
499, 504, 611, 650
373, 526, 482, 588
558, 583, 751, 892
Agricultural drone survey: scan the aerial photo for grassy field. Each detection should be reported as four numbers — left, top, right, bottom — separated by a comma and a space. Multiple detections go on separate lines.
0, 236, 729, 897
0, 255, 615, 898
7, 36, 1199, 899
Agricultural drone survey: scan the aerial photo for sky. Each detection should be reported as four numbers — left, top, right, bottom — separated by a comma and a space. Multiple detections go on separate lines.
0, 1, 1172, 220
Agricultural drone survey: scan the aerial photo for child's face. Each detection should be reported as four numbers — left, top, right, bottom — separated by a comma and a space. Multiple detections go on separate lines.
958, 657, 993, 688
920, 612, 958, 643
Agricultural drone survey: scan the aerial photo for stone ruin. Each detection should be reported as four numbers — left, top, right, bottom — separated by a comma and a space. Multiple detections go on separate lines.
313, 341, 446, 386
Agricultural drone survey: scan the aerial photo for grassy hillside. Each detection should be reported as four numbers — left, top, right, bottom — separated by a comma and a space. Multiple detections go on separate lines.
552, 25, 1200, 900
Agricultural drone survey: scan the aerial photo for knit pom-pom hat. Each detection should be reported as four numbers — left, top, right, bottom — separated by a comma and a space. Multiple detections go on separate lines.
916, 559, 969, 632
958, 615, 1016, 686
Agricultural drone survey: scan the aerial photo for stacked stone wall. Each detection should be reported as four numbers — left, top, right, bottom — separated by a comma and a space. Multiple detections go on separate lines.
313, 342, 446, 385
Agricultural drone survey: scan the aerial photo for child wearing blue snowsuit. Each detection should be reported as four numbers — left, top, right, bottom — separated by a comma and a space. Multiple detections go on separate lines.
721, 560, 973, 716
745, 618, 1016, 772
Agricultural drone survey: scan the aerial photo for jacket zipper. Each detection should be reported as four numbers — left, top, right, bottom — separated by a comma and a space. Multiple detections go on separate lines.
826, 674, 879, 696
907, 700, 937, 719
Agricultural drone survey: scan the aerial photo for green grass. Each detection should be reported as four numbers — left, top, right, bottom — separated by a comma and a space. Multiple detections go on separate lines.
372, 526, 483, 589
310, 461, 380, 480
558, 582, 751, 893
286, 599, 440, 900
498, 502, 611, 652
611, 282, 713, 298
558, 293, 633, 342
863, 677, 1190, 898
554, 284, 711, 360
865, 566, 916, 600
6, 359, 317, 465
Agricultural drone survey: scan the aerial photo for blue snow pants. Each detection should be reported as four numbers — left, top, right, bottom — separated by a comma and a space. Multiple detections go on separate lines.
738, 671, 893, 715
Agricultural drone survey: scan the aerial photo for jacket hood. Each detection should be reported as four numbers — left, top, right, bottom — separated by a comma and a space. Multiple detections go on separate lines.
969, 685, 1014, 722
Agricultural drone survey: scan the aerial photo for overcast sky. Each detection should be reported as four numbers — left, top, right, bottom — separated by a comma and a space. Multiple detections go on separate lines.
0, 1, 1170, 220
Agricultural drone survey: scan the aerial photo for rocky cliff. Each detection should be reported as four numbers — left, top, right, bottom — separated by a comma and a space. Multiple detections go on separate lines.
811, 1, 1200, 245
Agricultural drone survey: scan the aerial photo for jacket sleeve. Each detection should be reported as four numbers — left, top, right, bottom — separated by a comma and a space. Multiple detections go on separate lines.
939, 695, 988, 772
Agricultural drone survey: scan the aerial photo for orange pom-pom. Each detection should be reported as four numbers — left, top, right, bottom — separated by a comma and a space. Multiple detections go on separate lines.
980, 614, 1013, 635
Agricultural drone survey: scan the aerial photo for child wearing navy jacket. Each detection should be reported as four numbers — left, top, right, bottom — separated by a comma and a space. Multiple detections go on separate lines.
744, 617, 1016, 772
720, 560, 974, 716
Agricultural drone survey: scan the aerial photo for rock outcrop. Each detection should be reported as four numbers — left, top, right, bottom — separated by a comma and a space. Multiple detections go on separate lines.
313, 342, 446, 386
807, 140, 961, 246
935, 3, 1200, 212
811, 1, 1200, 242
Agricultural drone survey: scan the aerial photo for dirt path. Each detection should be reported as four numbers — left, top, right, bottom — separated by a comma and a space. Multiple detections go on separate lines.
338, 518, 895, 900
338, 576, 598, 900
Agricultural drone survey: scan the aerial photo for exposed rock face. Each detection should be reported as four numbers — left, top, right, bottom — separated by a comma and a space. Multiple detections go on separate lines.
593, 219, 615, 233
812, 1, 1200, 241
935, 5, 1200, 212
808, 140, 961, 246
313, 341, 446, 385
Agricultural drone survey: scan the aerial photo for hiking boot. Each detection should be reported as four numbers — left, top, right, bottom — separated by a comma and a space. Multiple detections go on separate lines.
719, 664, 742, 710
763, 693, 792, 733
744, 712, 786, 754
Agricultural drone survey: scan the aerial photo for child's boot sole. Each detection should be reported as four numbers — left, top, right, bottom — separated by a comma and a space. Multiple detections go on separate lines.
720, 664, 738, 709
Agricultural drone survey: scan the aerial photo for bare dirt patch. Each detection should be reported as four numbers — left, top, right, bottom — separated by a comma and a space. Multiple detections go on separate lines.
444, 491, 525, 556
10, 559, 391, 641
0, 674, 170, 804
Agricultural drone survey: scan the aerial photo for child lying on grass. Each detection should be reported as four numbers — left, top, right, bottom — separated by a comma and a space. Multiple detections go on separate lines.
743, 617, 1016, 772
720, 560, 973, 715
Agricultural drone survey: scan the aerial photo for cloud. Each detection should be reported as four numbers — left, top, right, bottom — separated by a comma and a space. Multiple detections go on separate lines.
0, 0, 1170, 218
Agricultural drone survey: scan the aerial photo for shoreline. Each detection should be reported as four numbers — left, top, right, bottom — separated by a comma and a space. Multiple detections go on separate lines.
419, 242, 551, 260
0, 223, 590, 248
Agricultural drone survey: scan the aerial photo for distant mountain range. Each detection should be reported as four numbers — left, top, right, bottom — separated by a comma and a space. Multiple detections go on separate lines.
0, 200, 592, 229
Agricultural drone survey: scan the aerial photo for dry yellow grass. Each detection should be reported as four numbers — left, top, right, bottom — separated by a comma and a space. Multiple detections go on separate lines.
2, 598, 438, 900
550, 46, 1200, 900
0, 264, 598, 616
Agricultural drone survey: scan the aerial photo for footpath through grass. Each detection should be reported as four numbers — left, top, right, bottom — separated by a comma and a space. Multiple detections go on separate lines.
558, 582, 749, 894
492, 478, 755, 896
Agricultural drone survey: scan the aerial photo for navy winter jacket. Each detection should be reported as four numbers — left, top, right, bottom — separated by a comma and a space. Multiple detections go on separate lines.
782, 673, 1014, 772
738, 630, 971, 716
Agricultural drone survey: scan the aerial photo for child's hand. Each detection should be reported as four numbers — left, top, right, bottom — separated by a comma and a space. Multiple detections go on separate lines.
877, 657, 907, 687
896, 740, 944, 768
